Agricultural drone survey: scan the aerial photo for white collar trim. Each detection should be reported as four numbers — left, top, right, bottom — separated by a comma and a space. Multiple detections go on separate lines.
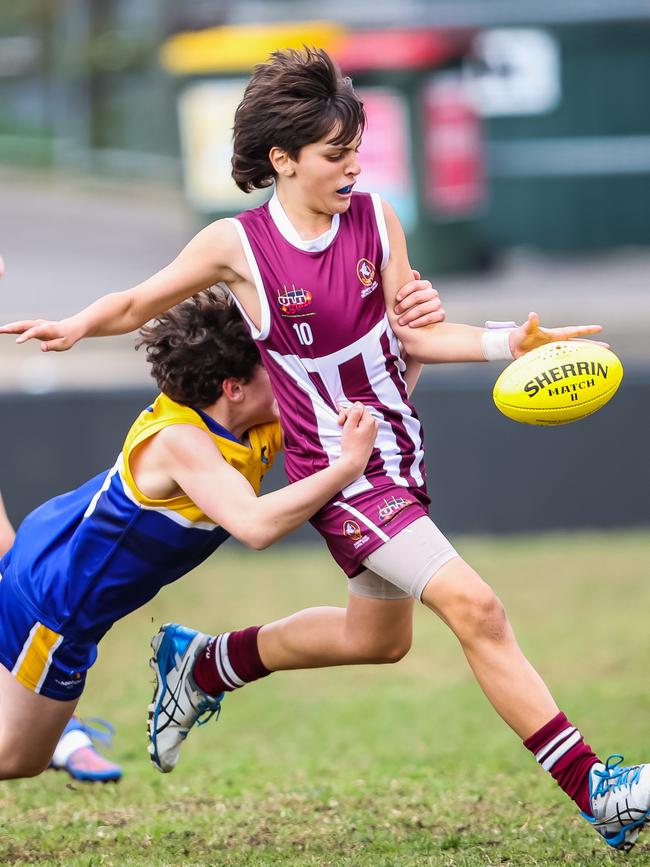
269, 190, 340, 252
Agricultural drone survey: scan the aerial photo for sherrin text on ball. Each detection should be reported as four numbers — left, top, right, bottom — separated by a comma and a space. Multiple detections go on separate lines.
493, 341, 623, 425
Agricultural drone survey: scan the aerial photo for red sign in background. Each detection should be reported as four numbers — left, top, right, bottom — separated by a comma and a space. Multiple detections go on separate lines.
424, 76, 485, 218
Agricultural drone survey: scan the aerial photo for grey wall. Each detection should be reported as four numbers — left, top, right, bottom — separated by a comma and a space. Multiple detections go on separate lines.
1, 366, 647, 539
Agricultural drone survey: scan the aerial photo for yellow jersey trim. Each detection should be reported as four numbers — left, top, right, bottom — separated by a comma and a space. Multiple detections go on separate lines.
119, 394, 281, 524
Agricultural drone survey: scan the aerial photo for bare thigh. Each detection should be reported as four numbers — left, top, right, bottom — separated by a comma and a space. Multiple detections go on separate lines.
0, 663, 78, 778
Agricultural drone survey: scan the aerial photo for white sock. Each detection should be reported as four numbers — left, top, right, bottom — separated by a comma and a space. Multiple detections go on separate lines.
51, 728, 92, 767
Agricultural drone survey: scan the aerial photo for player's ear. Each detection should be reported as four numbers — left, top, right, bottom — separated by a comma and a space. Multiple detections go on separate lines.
269, 146, 295, 177
221, 377, 245, 403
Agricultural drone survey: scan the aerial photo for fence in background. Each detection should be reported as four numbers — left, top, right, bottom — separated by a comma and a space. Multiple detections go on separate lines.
1, 365, 647, 539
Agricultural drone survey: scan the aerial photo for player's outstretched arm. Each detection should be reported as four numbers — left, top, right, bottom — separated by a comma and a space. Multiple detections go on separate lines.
157, 405, 377, 550
380, 199, 602, 363
381, 199, 487, 362
507, 312, 606, 359
0, 221, 241, 352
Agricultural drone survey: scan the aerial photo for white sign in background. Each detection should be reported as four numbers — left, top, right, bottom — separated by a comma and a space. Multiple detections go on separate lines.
464, 28, 562, 117
177, 80, 268, 213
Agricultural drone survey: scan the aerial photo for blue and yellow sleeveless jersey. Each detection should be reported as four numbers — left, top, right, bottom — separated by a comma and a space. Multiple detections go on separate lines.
0, 394, 281, 642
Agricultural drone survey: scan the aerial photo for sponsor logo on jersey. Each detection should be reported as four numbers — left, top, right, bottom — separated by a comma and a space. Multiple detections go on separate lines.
277, 284, 314, 317
54, 673, 82, 689
377, 495, 413, 523
356, 258, 378, 298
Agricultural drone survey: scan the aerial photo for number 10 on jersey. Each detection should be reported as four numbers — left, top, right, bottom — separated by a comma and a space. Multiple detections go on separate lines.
292, 322, 314, 346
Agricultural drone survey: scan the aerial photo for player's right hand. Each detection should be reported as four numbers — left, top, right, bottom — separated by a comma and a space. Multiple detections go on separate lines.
508, 312, 606, 360
0, 317, 82, 352
339, 403, 378, 472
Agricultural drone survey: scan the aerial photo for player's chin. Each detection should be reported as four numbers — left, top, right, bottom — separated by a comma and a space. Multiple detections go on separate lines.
330, 192, 353, 213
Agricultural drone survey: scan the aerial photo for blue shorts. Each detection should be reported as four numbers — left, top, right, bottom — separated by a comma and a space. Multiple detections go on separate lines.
0, 570, 97, 701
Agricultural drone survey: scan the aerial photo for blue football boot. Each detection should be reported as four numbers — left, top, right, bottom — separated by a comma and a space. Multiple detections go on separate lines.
148, 623, 223, 773
50, 717, 122, 782
582, 755, 650, 852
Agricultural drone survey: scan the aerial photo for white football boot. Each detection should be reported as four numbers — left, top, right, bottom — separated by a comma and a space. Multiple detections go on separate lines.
148, 623, 223, 773
582, 755, 650, 852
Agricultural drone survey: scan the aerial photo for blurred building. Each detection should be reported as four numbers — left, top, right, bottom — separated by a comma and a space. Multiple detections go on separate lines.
1, 0, 649, 264
0, 1, 649, 530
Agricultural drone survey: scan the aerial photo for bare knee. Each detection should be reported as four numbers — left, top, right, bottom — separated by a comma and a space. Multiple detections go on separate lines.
0, 750, 50, 780
432, 568, 508, 643
351, 632, 412, 665
372, 636, 411, 664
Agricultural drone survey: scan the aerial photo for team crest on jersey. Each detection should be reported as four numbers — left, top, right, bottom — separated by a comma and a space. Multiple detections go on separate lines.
343, 519, 370, 549
356, 258, 378, 298
377, 495, 413, 523
343, 519, 362, 541
277, 284, 314, 317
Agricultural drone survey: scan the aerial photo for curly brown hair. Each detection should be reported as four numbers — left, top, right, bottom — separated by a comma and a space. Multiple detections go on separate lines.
232, 46, 365, 193
136, 288, 261, 408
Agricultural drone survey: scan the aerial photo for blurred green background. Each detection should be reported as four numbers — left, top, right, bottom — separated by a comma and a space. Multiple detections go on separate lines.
3, 536, 650, 865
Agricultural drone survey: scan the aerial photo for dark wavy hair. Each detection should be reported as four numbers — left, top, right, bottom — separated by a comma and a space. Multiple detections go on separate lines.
136, 288, 261, 408
232, 46, 365, 192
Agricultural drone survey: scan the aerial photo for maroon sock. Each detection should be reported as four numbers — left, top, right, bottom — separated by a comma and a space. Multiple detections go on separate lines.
524, 712, 600, 815
193, 626, 270, 697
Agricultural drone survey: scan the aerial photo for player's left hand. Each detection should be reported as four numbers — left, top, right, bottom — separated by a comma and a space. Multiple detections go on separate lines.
509, 312, 607, 359
394, 270, 445, 328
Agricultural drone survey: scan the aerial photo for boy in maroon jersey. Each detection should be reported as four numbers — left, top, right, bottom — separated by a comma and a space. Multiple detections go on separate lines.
3, 48, 648, 853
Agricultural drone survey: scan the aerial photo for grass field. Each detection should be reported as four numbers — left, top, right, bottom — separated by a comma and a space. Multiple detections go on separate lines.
2, 530, 650, 866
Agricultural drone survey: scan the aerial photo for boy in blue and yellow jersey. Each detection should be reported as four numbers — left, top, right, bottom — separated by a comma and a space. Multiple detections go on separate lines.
0, 492, 122, 782
0, 289, 377, 781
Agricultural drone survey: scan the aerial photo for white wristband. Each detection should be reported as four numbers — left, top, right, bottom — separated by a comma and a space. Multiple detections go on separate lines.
480, 321, 516, 362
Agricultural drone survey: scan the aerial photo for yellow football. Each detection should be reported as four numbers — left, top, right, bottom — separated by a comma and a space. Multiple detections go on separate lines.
493, 341, 624, 425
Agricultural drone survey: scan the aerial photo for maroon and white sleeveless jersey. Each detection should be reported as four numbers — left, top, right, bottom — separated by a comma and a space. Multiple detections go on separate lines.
226, 191, 428, 506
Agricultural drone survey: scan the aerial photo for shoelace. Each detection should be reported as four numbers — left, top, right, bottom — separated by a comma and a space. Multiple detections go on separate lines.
76, 717, 116, 748
593, 755, 642, 798
195, 697, 223, 728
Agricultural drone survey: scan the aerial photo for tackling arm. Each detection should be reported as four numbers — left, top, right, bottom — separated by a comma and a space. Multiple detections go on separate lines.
154, 408, 376, 550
